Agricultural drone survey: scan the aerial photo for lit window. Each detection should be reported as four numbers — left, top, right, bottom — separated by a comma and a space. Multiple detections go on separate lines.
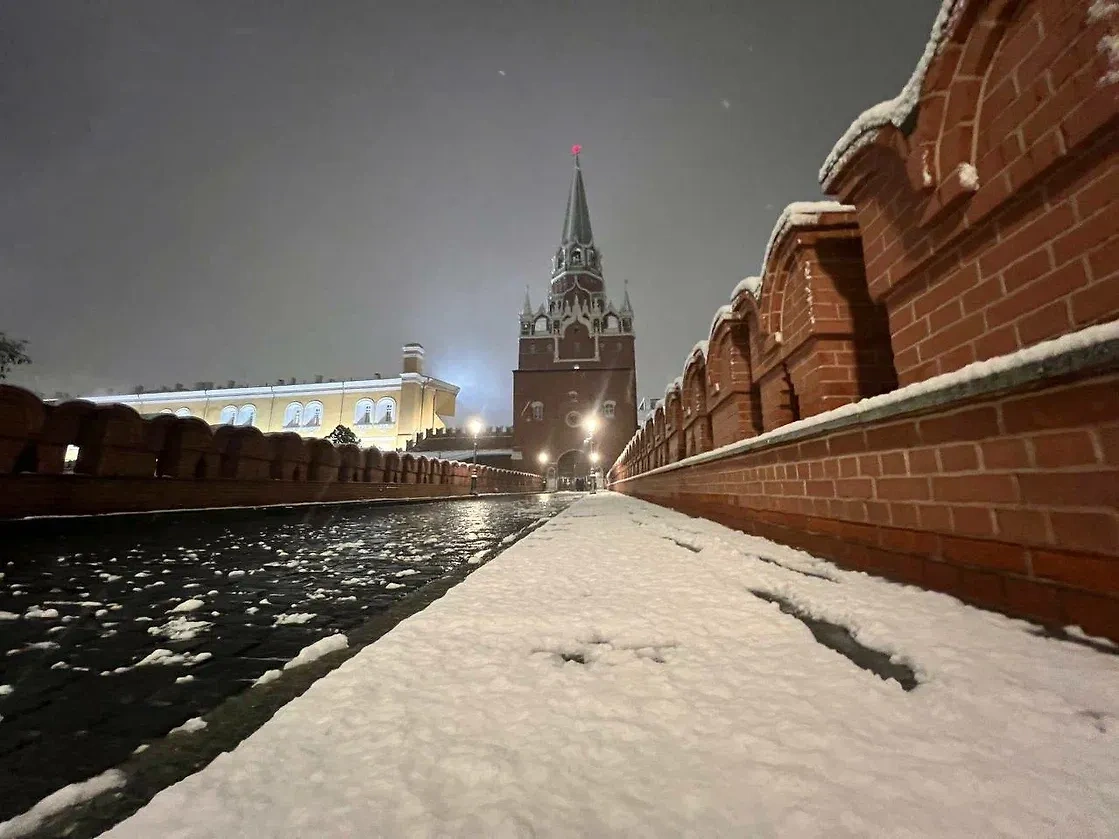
375, 397, 396, 425
531, 401, 544, 421
354, 398, 374, 426
603, 401, 616, 419
304, 401, 324, 428
283, 402, 303, 429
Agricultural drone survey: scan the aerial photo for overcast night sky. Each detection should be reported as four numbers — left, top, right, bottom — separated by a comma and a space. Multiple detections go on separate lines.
2, 1, 937, 424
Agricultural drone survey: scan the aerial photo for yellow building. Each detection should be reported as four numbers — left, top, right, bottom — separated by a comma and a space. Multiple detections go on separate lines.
80, 344, 457, 452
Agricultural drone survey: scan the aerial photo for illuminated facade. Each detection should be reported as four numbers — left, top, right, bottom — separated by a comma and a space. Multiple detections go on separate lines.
512, 150, 638, 481
79, 344, 457, 452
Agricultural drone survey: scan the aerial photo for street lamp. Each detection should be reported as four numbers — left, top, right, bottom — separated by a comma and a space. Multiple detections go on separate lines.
537, 451, 550, 492
589, 451, 601, 494
582, 414, 600, 493
468, 418, 483, 493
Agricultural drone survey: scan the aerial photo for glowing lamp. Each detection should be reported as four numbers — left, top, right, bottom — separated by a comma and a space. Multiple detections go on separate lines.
537, 451, 549, 464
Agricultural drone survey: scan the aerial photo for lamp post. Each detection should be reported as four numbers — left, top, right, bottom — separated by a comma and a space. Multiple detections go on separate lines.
468, 418, 483, 493
589, 451, 601, 494
537, 450, 550, 492
582, 414, 600, 493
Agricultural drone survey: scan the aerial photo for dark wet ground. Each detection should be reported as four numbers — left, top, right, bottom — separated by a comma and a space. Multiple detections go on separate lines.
0, 494, 576, 822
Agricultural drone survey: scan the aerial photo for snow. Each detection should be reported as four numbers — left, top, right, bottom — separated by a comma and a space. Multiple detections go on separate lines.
147, 617, 213, 642
170, 717, 208, 735
757, 201, 854, 298
819, 0, 961, 188
682, 340, 709, 378
384, 582, 405, 590
662, 375, 682, 400
23, 607, 60, 619
708, 304, 734, 339
394, 569, 419, 577
282, 634, 349, 670
0, 769, 126, 839
227, 570, 246, 579
0, 612, 18, 621
168, 598, 205, 613
273, 613, 317, 626
1090, 0, 1119, 20
0, 685, 12, 697
253, 669, 283, 687
97, 494, 1119, 838
615, 318, 1119, 476
731, 275, 761, 300
175, 675, 195, 685
958, 162, 979, 190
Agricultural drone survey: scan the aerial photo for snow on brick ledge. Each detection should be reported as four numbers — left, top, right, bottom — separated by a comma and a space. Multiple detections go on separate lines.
614, 318, 1119, 478
682, 340, 710, 378
732, 276, 761, 300
818, 0, 963, 190
758, 201, 854, 288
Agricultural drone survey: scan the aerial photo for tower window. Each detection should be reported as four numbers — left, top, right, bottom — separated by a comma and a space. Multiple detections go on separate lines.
304, 401, 324, 428
572, 248, 582, 264
531, 401, 544, 421
603, 401, 616, 419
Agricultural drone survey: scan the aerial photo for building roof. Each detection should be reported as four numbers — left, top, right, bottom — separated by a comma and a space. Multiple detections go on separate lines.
560, 153, 595, 247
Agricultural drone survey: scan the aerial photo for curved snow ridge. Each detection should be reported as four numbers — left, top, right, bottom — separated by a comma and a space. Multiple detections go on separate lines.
818, 0, 962, 189
731, 275, 761, 301
682, 340, 710, 378
282, 633, 349, 671
757, 201, 854, 299
708, 304, 734, 339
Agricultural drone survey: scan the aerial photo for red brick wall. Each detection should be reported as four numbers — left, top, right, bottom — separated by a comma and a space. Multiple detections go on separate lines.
616, 370, 1119, 641
827, 0, 1119, 386
0, 385, 541, 517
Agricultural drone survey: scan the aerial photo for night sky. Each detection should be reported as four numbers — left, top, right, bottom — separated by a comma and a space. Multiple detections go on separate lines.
2, 1, 937, 424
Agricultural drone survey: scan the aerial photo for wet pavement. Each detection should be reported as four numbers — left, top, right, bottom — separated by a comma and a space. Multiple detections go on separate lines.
0, 494, 576, 822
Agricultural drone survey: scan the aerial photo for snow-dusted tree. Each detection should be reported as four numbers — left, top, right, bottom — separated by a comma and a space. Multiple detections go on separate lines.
0, 332, 30, 380
326, 425, 359, 446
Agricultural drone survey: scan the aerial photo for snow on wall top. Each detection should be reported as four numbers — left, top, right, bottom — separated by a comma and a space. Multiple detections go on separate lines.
664, 376, 683, 399
732, 276, 761, 300
708, 305, 734, 339
683, 341, 710, 378
757, 201, 855, 297
614, 318, 1119, 478
818, 0, 962, 190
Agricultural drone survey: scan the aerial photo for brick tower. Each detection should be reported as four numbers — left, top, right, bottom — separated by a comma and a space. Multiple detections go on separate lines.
513, 149, 638, 487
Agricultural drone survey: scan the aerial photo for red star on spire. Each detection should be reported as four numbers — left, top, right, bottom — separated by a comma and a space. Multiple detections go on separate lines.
571, 144, 582, 156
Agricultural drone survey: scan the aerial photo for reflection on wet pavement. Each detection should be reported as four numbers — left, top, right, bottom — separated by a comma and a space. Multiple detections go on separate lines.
0, 494, 575, 822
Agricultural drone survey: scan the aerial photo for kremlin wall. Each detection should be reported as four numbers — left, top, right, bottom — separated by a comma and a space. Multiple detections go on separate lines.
609, 0, 1119, 640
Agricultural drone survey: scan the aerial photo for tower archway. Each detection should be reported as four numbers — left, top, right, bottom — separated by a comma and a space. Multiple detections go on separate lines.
555, 448, 592, 489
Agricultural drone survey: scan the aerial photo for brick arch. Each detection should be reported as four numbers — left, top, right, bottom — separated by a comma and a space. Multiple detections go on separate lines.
707, 316, 763, 447
681, 350, 711, 457
401, 453, 418, 484
652, 405, 666, 469
382, 451, 402, 483
663, 386, 684, 465
642, 415, 655, 472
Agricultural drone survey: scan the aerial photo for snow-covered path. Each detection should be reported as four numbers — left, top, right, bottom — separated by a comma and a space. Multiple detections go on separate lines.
101, 493, 1119, 838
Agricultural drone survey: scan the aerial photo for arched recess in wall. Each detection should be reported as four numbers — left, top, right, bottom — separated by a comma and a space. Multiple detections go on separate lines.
354, 398, 374, 426
174, 407, 191, 418
219, 405, 237, 425
236, 404, 257, 427
374, 397, 396, 425
304, 401, 324, 429
530, 401, 544, 421
283, 402, 303, 429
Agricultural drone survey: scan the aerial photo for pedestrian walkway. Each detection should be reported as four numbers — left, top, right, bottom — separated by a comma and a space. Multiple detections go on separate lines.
100, 493, 1119, 837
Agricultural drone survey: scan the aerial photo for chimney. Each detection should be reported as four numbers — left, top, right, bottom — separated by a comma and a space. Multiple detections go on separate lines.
289, 377, 296, 385
402, 343, 425, 375
373, 372, 382, 379
314, 374, 323, 384
174, 383, 184, 391
226, 380, 235, 389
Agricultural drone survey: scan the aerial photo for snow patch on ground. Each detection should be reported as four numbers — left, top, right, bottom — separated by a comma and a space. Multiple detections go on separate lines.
282, 634, 348, 671
168, 599, 205, 613
273, 613, 317, 627
147, 617, 213, 642
0, 612, 18, 621
384, 582, 405, 590
253, 670, 283, 688
23, 607, 60, 620
0, 769, 126, 839
0, 685, 12, 697
169, 717, 207, 735
393, 569, 420, 577
97, 495, 1119, 838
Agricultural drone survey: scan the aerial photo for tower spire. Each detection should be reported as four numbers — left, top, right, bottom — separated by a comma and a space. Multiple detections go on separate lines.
560, 145, 594, 247
621, 278, 634, 314
522, 285, 533, 317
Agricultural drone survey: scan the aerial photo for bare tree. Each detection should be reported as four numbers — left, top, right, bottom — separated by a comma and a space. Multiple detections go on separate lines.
0, 332, 30, 380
